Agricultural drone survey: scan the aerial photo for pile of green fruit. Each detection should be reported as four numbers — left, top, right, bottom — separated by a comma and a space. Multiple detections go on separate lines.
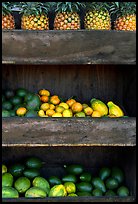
2, 157, 130, 198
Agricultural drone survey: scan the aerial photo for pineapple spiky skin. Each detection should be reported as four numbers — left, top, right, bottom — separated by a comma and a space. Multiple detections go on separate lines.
53, 2, 85, 30
84, 2, 111, 30
2, 2, 15, 30
115, 14, 136, 31
21, 14, 49, 30
110, 2, 136, 31
54, 12, 80, 30
20, 2, 50, 30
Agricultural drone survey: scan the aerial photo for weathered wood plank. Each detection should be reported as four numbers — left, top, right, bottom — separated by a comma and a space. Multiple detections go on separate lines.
2, 196, 135, 202
2, 30, 136, 64
2, 118, 136, 146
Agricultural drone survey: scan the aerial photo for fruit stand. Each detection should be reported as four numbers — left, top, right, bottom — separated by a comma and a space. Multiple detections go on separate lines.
2, 1, 136, 202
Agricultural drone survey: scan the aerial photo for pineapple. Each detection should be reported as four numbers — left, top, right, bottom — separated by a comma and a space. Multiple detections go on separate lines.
20, 2, 51, 30
53, 2, 85, 30
84, 2, 111, 30
2, 2, 15, 30
110, 2, 136, 31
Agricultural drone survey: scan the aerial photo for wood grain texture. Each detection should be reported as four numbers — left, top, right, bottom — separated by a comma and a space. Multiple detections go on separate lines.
2, 30, 136, 64
2, 118, 136, 146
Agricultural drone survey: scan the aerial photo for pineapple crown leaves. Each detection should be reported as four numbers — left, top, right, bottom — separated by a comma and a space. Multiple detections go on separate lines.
54, 2, 86, 13
109, 2, 136, 18
19, 2, 52, 16
2, 2, 13, 15
84, 2, 111, 13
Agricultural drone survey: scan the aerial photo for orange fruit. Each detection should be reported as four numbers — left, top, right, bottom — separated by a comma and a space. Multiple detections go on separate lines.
50, 95, 60, 105
16, 107, 27, 116
39, 89, 50, 96
71, 102, 83, 113
40, 95, 49, 103
66, 99, 76, 107
46, 109, 55, 117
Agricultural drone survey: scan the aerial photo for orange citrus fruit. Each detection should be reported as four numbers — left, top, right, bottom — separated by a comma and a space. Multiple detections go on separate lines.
16, 107, 27, 116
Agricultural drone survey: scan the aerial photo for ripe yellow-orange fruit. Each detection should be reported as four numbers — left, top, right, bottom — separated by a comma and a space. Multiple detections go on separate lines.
52, 112, 62, 117
92, 110, 102, 117
46, 109, 55, 117
40, 103, 50, 111
71, 102, 83, 113
66, 99, 76, 107
84, 107, 93, 116
39, 89, 50, 96
16, 107, 27, 116
40, 95, 49, 103
50, 95, 60, 105
62, 109, 73, 117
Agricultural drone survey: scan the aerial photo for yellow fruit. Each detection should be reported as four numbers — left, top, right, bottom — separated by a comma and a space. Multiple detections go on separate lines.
49, 104, 56, 110
52, 113, 62, 117
62, 109, 73, 117
38, 110, 45, 117
107, 101, 124, 117
66, 99, 76, 107
71, 102, 83, 113
92, 110, 102, 117
84, 107, 93, 116
16, 107, 27, 116
39, 89, 50, 96
2, 14, 15, 30
46, 109, 55, 117
55, 106, 65, 113
90, 98, 108, 116
40, 95, 49, 103
40, 103, 50, 111
59, 102, 69, 110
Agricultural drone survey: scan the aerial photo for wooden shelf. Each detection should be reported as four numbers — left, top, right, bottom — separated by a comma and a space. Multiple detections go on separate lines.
2, 117, 136, 147
2, 30, 136, 65
2, 196, 136, 202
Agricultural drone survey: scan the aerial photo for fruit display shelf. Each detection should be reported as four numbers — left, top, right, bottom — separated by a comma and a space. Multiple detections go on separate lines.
2, 145, 136, 202
2, 117, 136, 147
2, 30, 136, 65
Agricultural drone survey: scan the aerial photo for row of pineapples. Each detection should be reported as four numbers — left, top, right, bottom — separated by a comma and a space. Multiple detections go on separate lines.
2, 2, 136, 31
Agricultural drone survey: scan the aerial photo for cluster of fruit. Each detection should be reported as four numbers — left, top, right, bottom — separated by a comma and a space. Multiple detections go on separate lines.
2, 88, 125, 118
2, 157, 130, 198
2, 2, 136, 31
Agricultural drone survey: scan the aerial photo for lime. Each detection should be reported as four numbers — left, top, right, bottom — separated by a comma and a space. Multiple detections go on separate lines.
9, 163, 25, 177
99, 167, 111, 181
2, 173, 13, 187
2, 186, 19, 198
92, 188, 103, 196
48, 176, 62, 187
79, 172, 92, 182
14, 177, 31, 194
117, 186, 129, 196
32, 177, 50, 194
23, 168, 40, 179
25, 157, 43, 169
